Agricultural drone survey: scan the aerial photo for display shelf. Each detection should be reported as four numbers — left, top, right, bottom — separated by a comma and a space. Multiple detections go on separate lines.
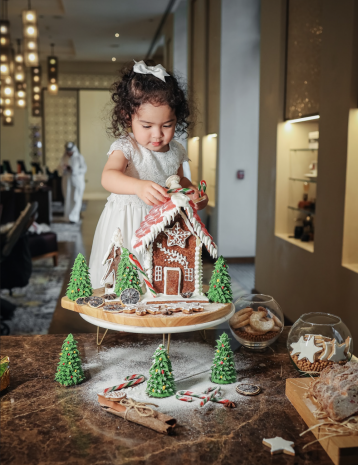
289, 177, 317, 183
276, 233, 314, 253
288, 206, 315, 216
275, 120, 319, 252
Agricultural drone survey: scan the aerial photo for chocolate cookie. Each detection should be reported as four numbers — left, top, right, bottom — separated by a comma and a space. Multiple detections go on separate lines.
181, 292, 193, 299
236, 384, 261, 396
75, 297, 87, 305
120, 288, 140, 305
101, 293, 117, 301
103, 304, 124, 313
88, 296, 104, 308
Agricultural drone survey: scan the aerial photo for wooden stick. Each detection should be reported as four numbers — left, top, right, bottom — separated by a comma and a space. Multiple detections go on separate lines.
98, 395, 176, 435
167, 333, 171, 355
163, 333, 165, 345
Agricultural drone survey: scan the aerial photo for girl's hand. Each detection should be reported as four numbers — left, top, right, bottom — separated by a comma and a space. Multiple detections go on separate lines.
137, 180, 169, 206
188, 187, 208, 210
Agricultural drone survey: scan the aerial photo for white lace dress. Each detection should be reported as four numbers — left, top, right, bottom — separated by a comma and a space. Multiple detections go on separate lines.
89, 133, 189, 288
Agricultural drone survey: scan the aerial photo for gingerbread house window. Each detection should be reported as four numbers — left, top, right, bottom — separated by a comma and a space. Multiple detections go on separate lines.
184, 268, 194, 282
154, 266, 162, 281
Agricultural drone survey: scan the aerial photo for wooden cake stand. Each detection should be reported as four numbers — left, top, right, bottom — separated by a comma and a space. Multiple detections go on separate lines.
61, 287, 234, 348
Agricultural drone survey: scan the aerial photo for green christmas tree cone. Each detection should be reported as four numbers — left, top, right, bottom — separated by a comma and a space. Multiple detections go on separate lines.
146, 344, 175, 398
208, 256, 232, 303
54, 334, 85, 386
211, 333, 237, 384
114, 247, 142, 297
66, 253, 93, 301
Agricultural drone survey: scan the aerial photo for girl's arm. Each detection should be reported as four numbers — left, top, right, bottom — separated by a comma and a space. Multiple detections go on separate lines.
101, 150, 169, 206
177, 165, 209, 210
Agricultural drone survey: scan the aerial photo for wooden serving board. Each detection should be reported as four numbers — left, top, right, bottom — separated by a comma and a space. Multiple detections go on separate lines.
286, 378, 358, 465
61, 287, 232, 328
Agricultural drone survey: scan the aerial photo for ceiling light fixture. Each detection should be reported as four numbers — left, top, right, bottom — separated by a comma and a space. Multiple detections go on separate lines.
47, 43, 58, 94
22, 2, 39, 67
285, 115, 320, 124
115, 33, 120, 37
112, 57, 116, 61
31, 66, 42, 116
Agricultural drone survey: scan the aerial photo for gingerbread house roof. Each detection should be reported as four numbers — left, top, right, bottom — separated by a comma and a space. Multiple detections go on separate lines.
133, 193, 217, 258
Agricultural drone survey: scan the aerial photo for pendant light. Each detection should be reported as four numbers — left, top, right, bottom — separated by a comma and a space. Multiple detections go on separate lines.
0, 1, 11, 78
31, 65, 41, 116
1, 0, 14, 125
23, 1, 39, 67
15, 39, 26, 107
47, 43, 58, 94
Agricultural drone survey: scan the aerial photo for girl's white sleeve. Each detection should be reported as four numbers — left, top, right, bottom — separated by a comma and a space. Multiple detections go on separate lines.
107, 137, 134, 160
172, 140, 189, 164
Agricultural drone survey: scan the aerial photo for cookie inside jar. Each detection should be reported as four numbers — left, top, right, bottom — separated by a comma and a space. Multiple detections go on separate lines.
230, 305, 283, 342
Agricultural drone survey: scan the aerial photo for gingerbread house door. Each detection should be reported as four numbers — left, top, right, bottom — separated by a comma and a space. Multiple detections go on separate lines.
164, 267, 181, 295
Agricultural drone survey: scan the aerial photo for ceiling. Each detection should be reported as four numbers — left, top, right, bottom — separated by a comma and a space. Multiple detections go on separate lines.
6, 0, 173, 62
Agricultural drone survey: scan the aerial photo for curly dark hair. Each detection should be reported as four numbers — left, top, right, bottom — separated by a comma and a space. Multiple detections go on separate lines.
109, 60, 193, 139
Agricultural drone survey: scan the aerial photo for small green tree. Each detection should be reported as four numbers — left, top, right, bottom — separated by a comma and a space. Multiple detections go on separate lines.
208, 256, 232, 303
114, 248, 142, 297
55, 334, 85, 386
66, 253, 93, 301
146, 344, 175, 398
211, 333, 236, 384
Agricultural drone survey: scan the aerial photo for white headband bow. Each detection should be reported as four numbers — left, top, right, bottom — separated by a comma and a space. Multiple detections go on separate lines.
133, 60, 170, 83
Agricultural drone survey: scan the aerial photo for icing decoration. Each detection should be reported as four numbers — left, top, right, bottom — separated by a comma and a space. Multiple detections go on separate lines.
164, 221, 191, 248
290, 336, 306, 356
128, 253, 157, 297
132, 197, 217, 258
328, 339, 347, 362
103, 374, 145, 394
296, 337, 322, 363
156, 243, 189, 267
318, 341, 333, 360
101, 227, 123, 285
146, 344, 175, 398
262, 437, 295, 456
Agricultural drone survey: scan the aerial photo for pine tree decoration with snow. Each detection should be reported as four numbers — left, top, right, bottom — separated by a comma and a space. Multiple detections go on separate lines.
146, 344, 175, 398
66, 253, 93, 301
211, 332, 237, 384
208, 255, 232, 303
54, 334, 85, 386
114, 247, 142, 297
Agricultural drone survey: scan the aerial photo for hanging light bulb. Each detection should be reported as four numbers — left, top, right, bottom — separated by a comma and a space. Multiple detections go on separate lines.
47, 43, 58, 95
22, 2, 39, 67
31, 66, 41, 116
15, 39, 27, 108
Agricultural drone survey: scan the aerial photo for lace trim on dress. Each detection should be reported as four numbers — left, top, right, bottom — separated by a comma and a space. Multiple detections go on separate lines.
106, 193, 151, 210
107, 136, 135, 160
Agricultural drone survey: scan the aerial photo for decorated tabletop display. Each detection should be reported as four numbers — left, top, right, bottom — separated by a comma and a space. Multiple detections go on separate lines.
146, 344, 175, 397
66, 253, 93, 301
55, 334, 85, 386
208, 256, 232, 303
114, 247, 142, 298
211, 333, 237, 384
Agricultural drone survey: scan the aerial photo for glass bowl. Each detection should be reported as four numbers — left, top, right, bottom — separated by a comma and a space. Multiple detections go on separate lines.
287, 312, 353, 375
229, 294, 284, 349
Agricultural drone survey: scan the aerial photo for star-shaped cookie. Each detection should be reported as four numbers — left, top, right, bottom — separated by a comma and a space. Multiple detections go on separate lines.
263, 437, 295, 456
290, 336, 321, 363
164, 222, 191, 248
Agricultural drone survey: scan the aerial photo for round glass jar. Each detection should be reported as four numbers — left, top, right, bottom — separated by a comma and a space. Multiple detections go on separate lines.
229, 294, 284, 349
287, 312, 353, 375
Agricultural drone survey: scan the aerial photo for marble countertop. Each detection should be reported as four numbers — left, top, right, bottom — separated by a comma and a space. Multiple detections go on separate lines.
1, 328, 332, 465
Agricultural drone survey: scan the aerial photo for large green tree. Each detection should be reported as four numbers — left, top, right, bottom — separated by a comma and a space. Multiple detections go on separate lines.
208, 256, 232, 303
66, 253, 92, 301
211, 333, 236, 384
146, 344, 175, 398
114, 247, 142, 296
55, 334, 85, 386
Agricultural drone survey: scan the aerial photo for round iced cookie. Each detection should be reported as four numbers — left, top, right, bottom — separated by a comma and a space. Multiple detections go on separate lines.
120, 288, 140, 305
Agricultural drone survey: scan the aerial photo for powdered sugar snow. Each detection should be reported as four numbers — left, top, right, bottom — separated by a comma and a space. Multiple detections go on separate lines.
81, 338, 247, 419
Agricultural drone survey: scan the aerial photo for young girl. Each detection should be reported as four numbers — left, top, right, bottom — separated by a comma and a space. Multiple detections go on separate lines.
89, 60, 208, 288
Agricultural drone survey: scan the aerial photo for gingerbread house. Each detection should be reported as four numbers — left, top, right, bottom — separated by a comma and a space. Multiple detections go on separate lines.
133, 190, 217, 301
101, 228, 123, 286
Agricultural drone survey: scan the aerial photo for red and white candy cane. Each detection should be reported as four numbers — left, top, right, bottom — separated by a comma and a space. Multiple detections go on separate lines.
176, 386, 224, 407
103, 374, 145, 395
167, 187, 195, 195
128, 253, 157, 298
198, 180, 207, 197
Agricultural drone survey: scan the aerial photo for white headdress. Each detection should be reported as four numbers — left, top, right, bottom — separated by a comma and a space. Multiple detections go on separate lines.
133, 60, 170, 83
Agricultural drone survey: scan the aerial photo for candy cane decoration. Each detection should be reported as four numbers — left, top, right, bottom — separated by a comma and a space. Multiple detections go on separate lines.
128, 253, 157, 297
198, 180, 207, 197
103, 374, 146, 394
176, 386, 231, 407
167, 187, 195, 195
